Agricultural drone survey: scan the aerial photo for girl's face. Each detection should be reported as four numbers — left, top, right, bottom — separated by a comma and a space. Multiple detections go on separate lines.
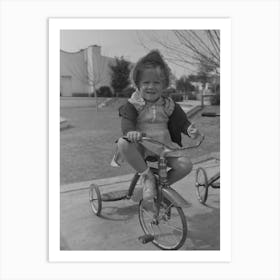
138, 67, 164, 103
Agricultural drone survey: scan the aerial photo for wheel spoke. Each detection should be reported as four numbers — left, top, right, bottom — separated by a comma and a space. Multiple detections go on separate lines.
159, 221, 184, 233
139, 199, 187, 250
154, 224, 181, 245
195, 168, 209, 203
141, 207, 155, 220
157, 202, 173, 219
89, 184, 102, 216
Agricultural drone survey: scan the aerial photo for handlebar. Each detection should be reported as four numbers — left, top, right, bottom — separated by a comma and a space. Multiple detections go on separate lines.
122, 134, 205, 152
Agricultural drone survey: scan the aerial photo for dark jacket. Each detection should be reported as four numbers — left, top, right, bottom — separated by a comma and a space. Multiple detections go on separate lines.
119, 101, 191, 147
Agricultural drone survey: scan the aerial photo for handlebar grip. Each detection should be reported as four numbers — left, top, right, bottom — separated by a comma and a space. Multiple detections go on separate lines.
122, 132, 146, 143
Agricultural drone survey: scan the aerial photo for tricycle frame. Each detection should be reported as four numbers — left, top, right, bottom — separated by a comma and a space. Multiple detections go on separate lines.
89, 135, 204, 250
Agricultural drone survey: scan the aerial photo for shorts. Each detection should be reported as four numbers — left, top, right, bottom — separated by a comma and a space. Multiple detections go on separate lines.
110, 138, 159, 167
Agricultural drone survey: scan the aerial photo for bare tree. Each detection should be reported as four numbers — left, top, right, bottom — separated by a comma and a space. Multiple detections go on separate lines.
137, 30, 220, 76
137, 30, 220, 101
85, 47, 108, 111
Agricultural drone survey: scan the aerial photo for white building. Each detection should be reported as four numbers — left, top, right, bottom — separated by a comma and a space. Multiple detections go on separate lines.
60, 45, 116, 97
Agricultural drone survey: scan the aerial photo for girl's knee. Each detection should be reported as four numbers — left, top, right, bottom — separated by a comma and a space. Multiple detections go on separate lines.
117, 138, 134, 155
117, 137, 141, 155
117, 137, 129, 151
177, 157, 193, 174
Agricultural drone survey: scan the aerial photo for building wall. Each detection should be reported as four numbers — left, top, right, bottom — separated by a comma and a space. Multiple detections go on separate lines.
60, 50, 89, 96
99, 56, 115, 89
60, 45, 116, 97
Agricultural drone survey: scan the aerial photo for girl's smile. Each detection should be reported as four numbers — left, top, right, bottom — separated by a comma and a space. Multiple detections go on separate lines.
139, 67, 164, 103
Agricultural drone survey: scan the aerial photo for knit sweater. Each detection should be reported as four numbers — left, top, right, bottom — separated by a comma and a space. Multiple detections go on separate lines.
119, 100, 191, 147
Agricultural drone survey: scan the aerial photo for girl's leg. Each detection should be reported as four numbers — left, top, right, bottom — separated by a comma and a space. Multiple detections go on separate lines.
117, 138, 147, 173
167, 157, 193, 185
117, 138, 156, 200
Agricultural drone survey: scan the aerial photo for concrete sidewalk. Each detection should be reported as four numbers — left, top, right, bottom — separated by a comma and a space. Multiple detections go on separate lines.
177, 100, 202, 118
60, 158, 220, 251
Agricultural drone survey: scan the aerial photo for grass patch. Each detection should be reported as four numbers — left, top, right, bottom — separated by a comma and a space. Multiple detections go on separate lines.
60, 99, 219, 185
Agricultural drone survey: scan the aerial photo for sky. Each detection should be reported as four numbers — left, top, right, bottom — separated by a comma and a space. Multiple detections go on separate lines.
60, 30, 196, 78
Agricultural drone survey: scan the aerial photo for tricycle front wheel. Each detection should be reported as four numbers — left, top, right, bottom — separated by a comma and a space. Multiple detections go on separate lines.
138, 199, 187, 250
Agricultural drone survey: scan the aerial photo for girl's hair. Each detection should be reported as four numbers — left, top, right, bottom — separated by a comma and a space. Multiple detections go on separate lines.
131, 50, 170, 89
135, 61, 169, 89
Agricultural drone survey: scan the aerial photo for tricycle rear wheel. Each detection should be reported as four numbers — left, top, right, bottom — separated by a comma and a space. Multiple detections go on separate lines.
195, 167, 209, 204
89, 184, 102, 216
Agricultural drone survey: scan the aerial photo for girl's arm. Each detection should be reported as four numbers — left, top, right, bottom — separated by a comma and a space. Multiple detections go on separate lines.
119, 102, 138, 135
121, 118, 136, 135
171, 103, 192, 136
179, 109, 199, 139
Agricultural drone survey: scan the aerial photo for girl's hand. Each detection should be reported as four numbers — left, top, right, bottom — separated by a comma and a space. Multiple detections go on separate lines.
188, 123, 200, 139
126, 131, 142, 142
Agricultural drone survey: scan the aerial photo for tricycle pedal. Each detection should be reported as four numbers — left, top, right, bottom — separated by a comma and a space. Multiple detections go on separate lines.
138, 234, 154, 244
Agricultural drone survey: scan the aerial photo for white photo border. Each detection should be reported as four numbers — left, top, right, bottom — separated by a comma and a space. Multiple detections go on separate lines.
49, 18, 231, 262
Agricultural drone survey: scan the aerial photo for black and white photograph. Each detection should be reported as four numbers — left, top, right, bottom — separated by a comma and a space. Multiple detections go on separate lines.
1, 0, 280, 279
50, 18, 231, 260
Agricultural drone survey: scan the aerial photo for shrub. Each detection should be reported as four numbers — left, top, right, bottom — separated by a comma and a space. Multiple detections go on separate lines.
118, 86, 135, 98
110, 57, 131, 94
170, 93, 183, 102
96, 86, 113, 97
72, 93, 89, 97
188, 92, 197, 100
163, 87, 176, 97
210, 93, 220, 105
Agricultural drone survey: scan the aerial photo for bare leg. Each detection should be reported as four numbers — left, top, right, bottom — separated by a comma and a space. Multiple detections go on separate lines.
117, 138, 147, 173
118, 138, 156, 201
167, 157, 193, 185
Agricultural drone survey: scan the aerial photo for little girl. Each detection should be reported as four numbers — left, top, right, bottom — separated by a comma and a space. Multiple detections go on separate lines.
113, 50, 199, 201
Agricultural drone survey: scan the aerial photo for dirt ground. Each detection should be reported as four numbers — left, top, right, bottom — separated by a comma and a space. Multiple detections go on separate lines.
60, 99, 220, 185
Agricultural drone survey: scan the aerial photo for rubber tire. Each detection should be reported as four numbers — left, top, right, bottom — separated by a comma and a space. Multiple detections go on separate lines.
195, 167, 209, 204
138, 199, 187, 250
89, 184, 102, 216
